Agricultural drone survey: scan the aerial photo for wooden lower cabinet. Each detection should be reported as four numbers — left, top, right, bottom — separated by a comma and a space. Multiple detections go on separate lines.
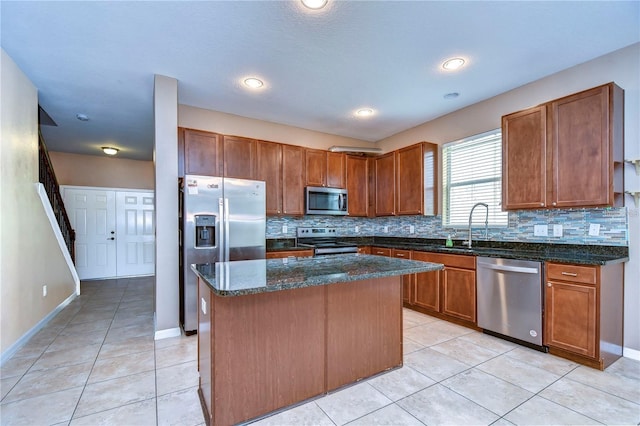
544, 262, 623, 370
391, 249, 413, 304
357, 246, 371, 254
409, 252, 476, 326
266, 249, 314, 259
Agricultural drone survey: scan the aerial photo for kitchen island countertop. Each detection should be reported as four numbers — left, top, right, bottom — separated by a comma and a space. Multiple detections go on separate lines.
192, 253, 443, 297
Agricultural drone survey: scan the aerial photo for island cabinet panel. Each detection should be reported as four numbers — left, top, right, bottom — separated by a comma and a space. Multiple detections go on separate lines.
223, 135, 256, 179
281, 144, 306, 215
346, 155, 369, 217
256, 141, 282, 215
375, 152, 396, 216
326, 276, 402, 391
209, 285, 326, 426
181, 128, 223, 177
502, 106, 547, 209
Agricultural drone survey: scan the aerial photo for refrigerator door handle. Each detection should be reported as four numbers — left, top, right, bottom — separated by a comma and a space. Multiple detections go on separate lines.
224, 198, 230, 262
218, 197, 225, 260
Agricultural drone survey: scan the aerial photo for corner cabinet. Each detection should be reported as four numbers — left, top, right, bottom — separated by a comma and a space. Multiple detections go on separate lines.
502, 82, 624, 210
544, 262, 623, 370
179, 128, 223, 177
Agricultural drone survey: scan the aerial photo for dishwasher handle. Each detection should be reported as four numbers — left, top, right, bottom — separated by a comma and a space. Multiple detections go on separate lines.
477, 261, 539, 274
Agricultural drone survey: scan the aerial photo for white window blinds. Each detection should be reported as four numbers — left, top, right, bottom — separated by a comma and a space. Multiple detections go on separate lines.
442, 130, 508, 227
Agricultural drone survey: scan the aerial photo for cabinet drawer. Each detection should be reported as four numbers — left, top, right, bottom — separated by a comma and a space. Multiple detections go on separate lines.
371, 247, 391, 257
547, 263, 597, 285
412, 251, 475, 270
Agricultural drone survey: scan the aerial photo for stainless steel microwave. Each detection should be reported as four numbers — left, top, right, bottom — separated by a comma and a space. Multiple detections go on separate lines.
305, 187, 348, 215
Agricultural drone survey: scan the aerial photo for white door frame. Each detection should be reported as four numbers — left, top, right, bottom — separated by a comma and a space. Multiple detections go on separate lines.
61, 185, 155, 279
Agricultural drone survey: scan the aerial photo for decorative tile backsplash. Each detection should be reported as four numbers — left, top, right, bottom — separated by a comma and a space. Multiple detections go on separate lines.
266, 207, 628, 246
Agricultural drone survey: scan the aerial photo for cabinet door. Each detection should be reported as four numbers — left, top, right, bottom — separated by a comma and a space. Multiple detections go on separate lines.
392, 249, 413, 304
326, 152, 346, 188
411, 251, 440, 312
442, 267, 476, 323
183, 129, 223, 177
423, 142, 438, 216
396, 143, 423, 215
224, 136, 256, 179
305, 149, 326, 187
282, 145, 305, 215
502, 106, 547, 209
346, 156, 369, 217
544, 280, 596, 358
375, 152, 396, 216
256, 141, 282, 215
550, 84, 612, 208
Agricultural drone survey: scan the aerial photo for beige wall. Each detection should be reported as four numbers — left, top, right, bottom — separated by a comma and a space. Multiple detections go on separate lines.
1, 50, 76, 356
48, 151, 154, 190
179, 105, 370, 150
379, 43, 640, 354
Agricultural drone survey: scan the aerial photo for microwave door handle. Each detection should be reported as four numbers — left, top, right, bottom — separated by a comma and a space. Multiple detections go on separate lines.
339, 194, 344, 211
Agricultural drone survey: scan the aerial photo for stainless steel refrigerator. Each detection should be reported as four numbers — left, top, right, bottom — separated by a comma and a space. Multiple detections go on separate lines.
180, 175, 266, 334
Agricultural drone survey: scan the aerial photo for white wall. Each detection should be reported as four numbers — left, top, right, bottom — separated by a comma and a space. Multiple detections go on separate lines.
179, 105, 370, 150
379, 43, 640, 354
0, 49, 76, 357
153, 75, 180, 339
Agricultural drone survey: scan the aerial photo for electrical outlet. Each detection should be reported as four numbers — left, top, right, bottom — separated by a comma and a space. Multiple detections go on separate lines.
553, 224, 563, 237
589, 223, 600, 236
383, 226, 389, 233
42, 285, 47, 297
282, 225, 288, 234
355, 225, 360, 233
409, 225, 415, 234
533, 224, 548, 237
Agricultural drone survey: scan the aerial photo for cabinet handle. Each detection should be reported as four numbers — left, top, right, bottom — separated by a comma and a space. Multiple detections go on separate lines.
552, 202, 557, 206
540, 203, 544, 207
561, 272, 578, 277
547, 282, 552, 287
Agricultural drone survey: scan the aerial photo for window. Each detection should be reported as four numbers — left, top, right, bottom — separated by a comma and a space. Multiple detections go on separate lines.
442, 129, 508, 227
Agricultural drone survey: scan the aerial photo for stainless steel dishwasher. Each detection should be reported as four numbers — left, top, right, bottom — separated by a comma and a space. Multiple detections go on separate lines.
476, 257, 545, 350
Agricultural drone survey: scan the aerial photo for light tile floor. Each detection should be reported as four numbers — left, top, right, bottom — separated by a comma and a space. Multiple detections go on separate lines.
1, 277, 639, 425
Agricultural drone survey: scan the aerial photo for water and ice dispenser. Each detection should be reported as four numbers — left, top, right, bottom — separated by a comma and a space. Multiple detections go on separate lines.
194, 215, 216, 248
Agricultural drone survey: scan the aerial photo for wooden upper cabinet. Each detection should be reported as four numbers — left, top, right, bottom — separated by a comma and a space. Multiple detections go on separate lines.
550, 83, 623, 208
502, 82, 623, 210
423, 143, 438, 216
181, 128, 223, 177
346, 155, 369, 217
375, 152, 396, 216
223, 136, 256, 179
305, 149, 346, 188
502, 106, 547, 209
396, 143, 429, 215
256, 141, 282, 215
282, 145, 305, 215
305, 149, 326, 187
326, 152, 346, 188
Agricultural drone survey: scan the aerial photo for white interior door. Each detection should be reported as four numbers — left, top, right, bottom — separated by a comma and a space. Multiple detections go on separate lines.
63, 188, 117, 279
116, 191, 155, 277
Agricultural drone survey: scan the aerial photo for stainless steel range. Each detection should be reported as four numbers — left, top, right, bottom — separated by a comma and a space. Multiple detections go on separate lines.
297, 227, 358, 255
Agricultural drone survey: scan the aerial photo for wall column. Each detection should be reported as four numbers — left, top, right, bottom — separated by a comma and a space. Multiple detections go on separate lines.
153, 75, 180, 339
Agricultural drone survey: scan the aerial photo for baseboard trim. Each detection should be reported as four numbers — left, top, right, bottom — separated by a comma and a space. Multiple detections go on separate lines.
154, 327, 182, 340
623, 346, 640, 361
0, 292, 77, 366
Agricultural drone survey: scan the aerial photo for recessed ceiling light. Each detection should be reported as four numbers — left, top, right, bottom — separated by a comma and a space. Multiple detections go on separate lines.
442, 58, 466, 71
102, 147, 119, 156
243, 78, 264, 89
76, 113, 90, 121
301, 0, 328, 9
444, 92, 460, 99
356, 108, 374, 117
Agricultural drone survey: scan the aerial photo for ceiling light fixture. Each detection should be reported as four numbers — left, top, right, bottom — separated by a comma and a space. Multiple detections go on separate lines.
329, 146, 382, 153
243, 77, 264, 89
355, 108, 374, 117
442, 58, 465, 71
301, 0, 328, 9
76, 113, 90, 121
102, 147, 119, 156
444, 92, 460, 99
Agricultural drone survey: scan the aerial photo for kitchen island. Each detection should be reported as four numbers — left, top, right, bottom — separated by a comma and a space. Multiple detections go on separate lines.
192, 254, 442, 426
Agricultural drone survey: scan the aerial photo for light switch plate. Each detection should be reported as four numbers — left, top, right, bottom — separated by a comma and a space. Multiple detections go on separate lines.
553, 224, 563, 237
383, 226, 389, 233
355, 225, 360, 233
534, 224, 548, 237
282, 225, 288, 234
409, 225, 415, 234
589, 223, 600, 236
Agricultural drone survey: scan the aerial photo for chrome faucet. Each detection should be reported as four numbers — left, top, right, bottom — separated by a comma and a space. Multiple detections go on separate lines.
466, 202, 489, 248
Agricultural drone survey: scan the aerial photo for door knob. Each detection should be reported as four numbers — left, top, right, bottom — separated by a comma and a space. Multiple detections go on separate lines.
111, 231, 115, 234
108, 237, 115, 240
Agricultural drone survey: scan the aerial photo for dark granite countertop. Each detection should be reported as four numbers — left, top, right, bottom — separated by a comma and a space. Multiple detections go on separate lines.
192, 254, 444, 297
267, 237, 628, 265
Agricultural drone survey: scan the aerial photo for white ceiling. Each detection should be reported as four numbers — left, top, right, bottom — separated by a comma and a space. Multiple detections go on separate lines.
2, 1, 639, 161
